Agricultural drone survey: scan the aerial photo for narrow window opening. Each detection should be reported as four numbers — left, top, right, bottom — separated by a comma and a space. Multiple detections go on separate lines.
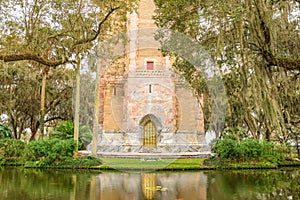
113, 87, 117, 95
149, 84, 152, 93
146, 61, 154, 70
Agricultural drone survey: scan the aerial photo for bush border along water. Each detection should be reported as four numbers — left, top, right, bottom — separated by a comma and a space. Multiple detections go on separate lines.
0, 138, 102, 168
24, 138, 76, 166
0, 136, 298, 170
203, 138, 296, 168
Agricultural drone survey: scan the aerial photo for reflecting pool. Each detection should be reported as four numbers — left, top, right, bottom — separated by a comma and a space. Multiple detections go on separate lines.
0, 168, 299, 200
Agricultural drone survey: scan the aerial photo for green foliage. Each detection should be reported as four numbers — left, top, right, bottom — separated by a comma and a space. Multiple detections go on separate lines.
221, 127, 248, 141
212, 138, 289, 163
154, 0, 300, 142
240, 139, 262, 159
79, 125, 93, 147
50, 121, 74, 140
55, 156, 102, 168
24, 138, 76, 166
50, 121, 92, 150
0, 0, 136, 140
0, 63, 74, 140
0, 139, 26, 158
0, 137, 103, 168
0, 124, 12, 139
212, 138, 237, 159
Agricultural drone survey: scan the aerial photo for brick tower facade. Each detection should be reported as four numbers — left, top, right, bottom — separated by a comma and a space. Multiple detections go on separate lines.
97, 0, 208, 154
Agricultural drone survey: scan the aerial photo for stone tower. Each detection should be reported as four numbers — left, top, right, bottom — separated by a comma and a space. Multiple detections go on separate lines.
97, 0, 208, 155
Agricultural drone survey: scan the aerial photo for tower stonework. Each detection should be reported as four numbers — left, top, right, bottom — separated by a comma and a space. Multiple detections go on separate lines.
97, 0, 209, 155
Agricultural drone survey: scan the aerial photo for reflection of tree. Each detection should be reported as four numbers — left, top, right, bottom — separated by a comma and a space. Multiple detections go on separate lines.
0, 168, 99, 200
2, 170, 297, 199
0, 169, 72, 199
206, 170, 300, 200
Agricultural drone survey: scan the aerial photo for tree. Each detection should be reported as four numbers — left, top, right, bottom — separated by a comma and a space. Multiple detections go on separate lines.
0, 0, 130, 66
154, 0, 300, 143
0, 62, 74, 140
0, 0, 137, 141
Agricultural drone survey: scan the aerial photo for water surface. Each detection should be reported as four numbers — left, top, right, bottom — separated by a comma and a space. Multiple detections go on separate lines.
0, 168, 299, 200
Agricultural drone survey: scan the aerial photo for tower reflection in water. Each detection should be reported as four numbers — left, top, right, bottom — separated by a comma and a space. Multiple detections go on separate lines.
142, 174, 157, 200
94, 172, 207, 200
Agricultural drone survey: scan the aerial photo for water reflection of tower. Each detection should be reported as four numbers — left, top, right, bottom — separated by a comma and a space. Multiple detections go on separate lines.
142, 174, 157, 200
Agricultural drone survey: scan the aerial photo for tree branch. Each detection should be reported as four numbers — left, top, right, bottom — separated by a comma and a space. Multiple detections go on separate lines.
71, 6, 119, 51
44, 116, 66, 123
0, 6, 119, 67
274, 57, 300, 70
0, 53, 69, 67
262, 50, 300, 70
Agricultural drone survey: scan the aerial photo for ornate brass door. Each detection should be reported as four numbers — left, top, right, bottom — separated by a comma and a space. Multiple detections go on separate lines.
143, 120, 157, 146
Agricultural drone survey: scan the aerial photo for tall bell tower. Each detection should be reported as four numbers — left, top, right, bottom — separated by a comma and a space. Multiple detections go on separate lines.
97, 0, 208, 155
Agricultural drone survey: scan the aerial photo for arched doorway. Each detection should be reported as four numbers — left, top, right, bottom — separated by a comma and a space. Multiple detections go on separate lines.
139, 114, 162, 147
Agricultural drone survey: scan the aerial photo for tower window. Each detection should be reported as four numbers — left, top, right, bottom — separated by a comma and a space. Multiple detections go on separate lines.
146, 61, 154, 70
113, 87, 117, 95
149, 84, 152, 93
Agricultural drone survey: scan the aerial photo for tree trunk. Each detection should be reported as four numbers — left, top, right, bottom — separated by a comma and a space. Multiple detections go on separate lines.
40, 66, 48, 139
91, 63, 101, 156
30, 119, 39, 141
296, 135, 300, 159
244, 114, 258, 139
10, 116, 18, 139
74, 58, 80, 153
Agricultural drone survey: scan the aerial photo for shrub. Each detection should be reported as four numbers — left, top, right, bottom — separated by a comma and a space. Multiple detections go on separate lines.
0, 139, 26, 165
24, 138, 76, 166
0, 139, 26, 158
240, 139, 262, 159
260, 141, 286, 162
212, 138, 288, 163
79, 125, 93, 147
50, 121, 74, 139
0, 124, 13, 139
211, 138, 237, 159
50, 121, 92, 150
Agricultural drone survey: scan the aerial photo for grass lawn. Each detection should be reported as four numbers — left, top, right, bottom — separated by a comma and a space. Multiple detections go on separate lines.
99, 158, 206, 171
